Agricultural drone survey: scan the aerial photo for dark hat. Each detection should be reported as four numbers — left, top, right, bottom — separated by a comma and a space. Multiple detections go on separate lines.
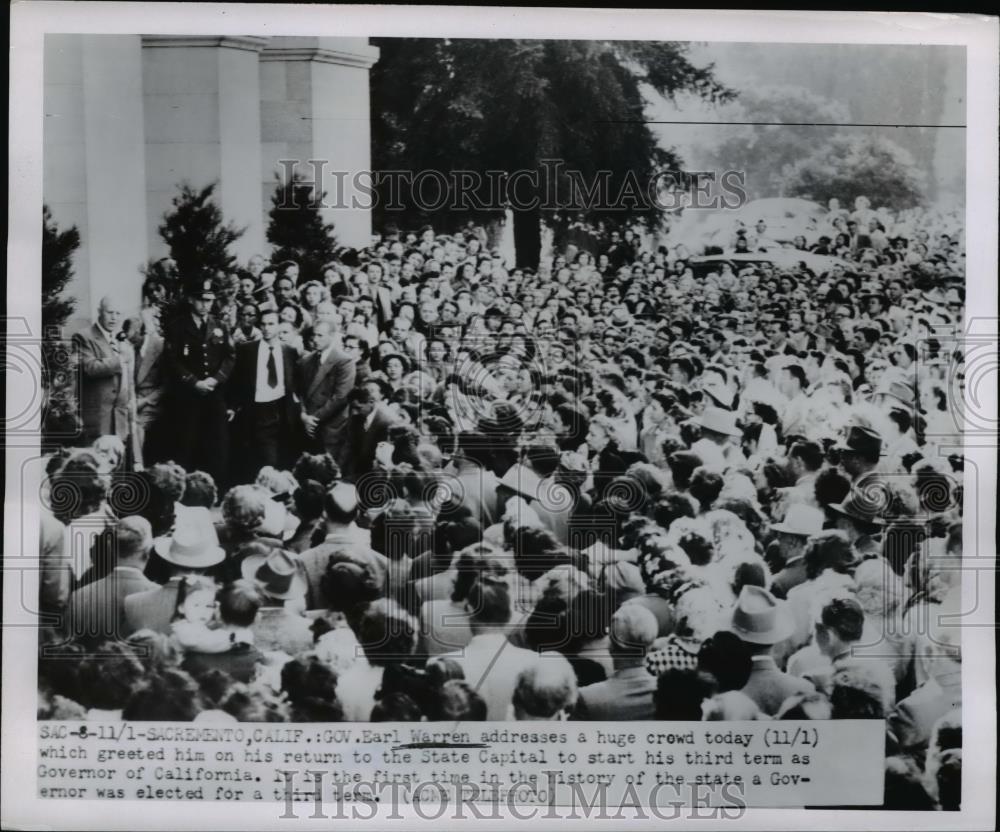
240, 548, 307, 601
827, 489, 888, 529
833, 425, 882, 458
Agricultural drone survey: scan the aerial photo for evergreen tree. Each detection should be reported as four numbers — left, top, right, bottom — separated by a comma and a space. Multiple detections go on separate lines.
158, 182, 245, 283
266, 173, 338, 284
784, 134, 927, 209
371, 39, 733, 267
41, 206, 81, 446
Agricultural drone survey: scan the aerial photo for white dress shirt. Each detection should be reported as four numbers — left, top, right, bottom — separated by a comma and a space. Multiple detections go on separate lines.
255, 339, 285, 403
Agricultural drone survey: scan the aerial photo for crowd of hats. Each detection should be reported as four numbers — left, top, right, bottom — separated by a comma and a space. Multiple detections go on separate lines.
40, 201, 965, 810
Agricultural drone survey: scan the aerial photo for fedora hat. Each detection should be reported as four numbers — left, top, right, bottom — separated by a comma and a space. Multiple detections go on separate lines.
771, 504, 826, 537
241, 548, 307, 601
833, 425, 882, 457
154, 507, 225, 569
876, 379, 916, 409
693, 406, 742, 437
498, 463, 543, 501
701, 375, 735, 409
827, 490, 887, 529
730, 585, 794, 645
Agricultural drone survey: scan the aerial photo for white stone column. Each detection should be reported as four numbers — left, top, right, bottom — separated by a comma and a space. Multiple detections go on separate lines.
44, 34, 148, 326
142, 36, 267, 266
260, 37, 379, 250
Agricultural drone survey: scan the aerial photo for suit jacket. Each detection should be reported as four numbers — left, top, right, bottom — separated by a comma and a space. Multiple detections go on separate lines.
298, 531, 388, 611
740, 655, 816, 716
40, 509, 72, 619
573, 665, 657, 721
72, 323, 135, 442
67, 566, 157, 643
888, 674, 961, 751
342, 406, 397, 481
296, 346, 356, 452
133, 330, 165, 424
123, 576, 183, 635
228, 340, 302, 446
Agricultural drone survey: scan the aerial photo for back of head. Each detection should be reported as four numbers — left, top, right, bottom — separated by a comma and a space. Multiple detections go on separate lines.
698, 630, 753, 692
218, 579, 263, 628
357, 600, 417, 667
122, 668, 204, 721
610, 603, 658, 656
321, 556, 382, 614
324, 482, 359, 525
465, 574, 513, 628
513, 654, 578, 719
429, 680, 487, 721
655, 669, 719, 720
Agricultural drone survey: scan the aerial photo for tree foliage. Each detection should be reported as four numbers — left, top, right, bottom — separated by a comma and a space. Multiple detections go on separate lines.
41, 206, 81, 445
158, 182, 245, 282
784, 133, 927, 209
701, 85, 852, 200
266, 173, 338, 284
370, 39, 733, 266
42, 205, 79, 334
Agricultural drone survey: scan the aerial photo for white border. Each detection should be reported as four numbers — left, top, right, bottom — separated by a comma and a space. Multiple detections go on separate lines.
6, 5, 997, 831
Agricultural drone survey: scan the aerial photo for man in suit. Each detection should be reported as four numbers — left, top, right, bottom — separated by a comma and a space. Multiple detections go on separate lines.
732, 586, 815, 715
66, 516, 156, 644
298, 483, 387, 610
130, 306, 165, 466
227, 307, 302, 483
297, 319, 356, 467
362, 261, 395, 331
573, 603, 659, 721
72, 294, 137, 447
162, 278, 235, 488
768, 504, 825, 599
341, 385, 397, 482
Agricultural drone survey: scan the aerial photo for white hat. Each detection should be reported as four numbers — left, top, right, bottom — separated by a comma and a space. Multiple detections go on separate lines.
153, 507, 224, 569
693, 406, 742, 437
770, 504, 826, 537
498, 463, 542, 501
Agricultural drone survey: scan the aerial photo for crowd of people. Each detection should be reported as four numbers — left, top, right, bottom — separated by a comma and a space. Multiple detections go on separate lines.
39, 195, 965, 810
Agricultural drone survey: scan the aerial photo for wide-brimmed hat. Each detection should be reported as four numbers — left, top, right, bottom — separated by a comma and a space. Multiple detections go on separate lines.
693, 406, 742, 437
771, 504, 826, 537
701, 375, 735, 409
154, 507, 225, 568
827, 490, 888, 529
876, 379, 916, 409
730, 585, 794, 645
833, 425, 882, 457
498, 463, 543, 501
241, 548, 307, 601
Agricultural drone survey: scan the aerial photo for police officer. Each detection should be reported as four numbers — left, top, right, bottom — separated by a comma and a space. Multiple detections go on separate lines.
163, 276, 235, 489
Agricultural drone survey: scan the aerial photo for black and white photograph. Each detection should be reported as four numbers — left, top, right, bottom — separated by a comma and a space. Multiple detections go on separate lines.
4, 4, 997, 829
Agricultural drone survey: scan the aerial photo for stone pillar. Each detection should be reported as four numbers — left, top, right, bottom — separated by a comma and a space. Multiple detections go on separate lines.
44, 34, 148, 327
142, 36, 267, 266
260, 37, 379, 250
